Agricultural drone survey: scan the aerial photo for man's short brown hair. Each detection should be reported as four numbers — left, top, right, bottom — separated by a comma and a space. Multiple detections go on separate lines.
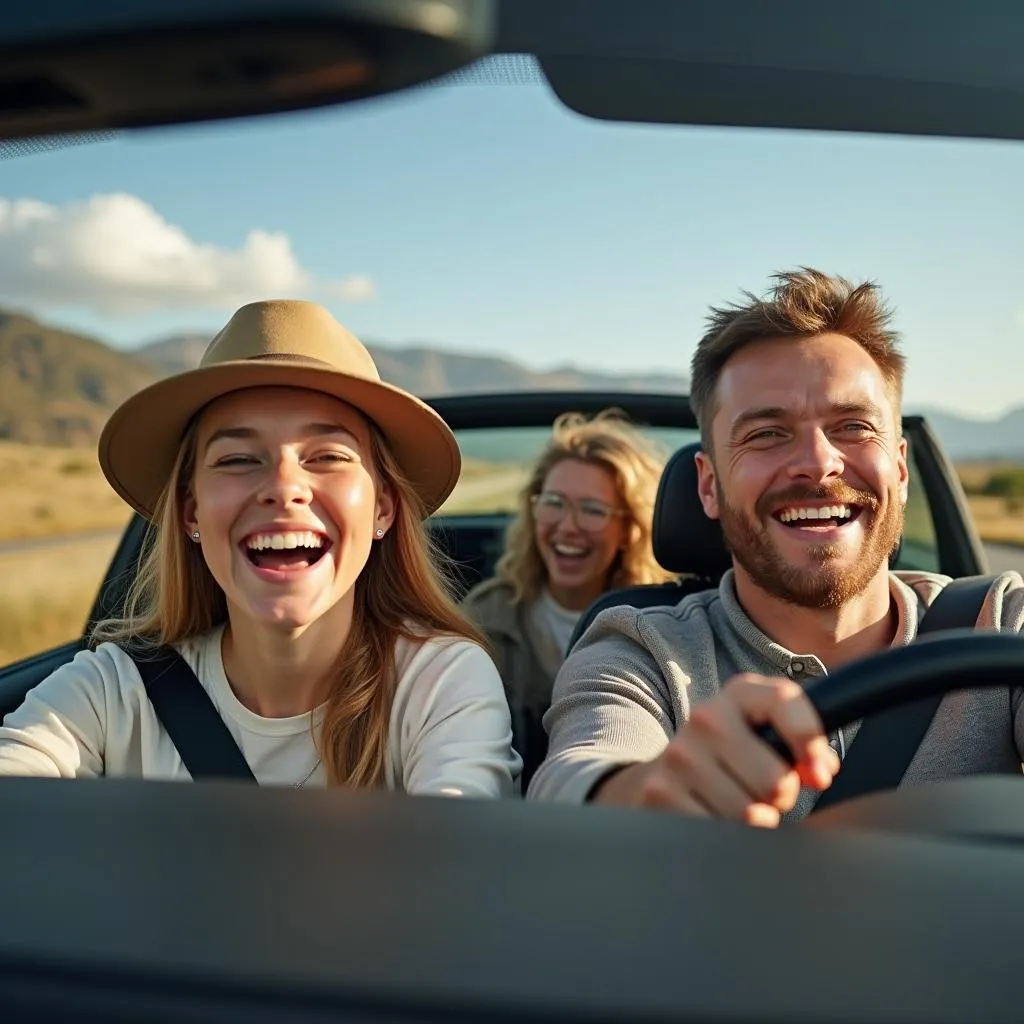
690, 268, 906, 450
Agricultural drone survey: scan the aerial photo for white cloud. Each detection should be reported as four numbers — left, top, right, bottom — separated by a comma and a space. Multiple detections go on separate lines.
0, 193, 374, 315
320, 274, 377, 302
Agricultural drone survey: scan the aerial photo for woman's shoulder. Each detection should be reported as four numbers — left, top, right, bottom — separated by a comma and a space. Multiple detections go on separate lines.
392, 631, 502, 709
394, 629, 496, 677
461, 576, 520, 625
61, 640, 146, 684
462, 575, 516, 605
388, 630, 521, 797
9, 640, 151, 725
58, 627, 223, 694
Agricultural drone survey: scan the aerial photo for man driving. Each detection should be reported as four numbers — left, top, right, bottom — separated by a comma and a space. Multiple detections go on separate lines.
526, 268, 1024, 825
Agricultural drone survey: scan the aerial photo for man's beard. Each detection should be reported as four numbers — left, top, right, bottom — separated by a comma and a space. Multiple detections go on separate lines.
716, 480, 904, 609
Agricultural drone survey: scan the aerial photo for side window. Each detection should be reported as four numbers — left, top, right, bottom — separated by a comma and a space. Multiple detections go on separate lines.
895, 439, 940, 573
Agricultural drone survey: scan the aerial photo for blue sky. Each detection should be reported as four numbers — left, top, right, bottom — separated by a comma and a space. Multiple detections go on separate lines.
1, 66, 1022, 418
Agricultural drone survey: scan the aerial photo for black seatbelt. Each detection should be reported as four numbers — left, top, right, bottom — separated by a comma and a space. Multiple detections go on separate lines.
131, 646, 257, 782
810, 574, 996, 813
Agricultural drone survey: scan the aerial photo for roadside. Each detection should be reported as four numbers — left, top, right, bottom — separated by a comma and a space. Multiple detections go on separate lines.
983, 543, 1024, 575
0, 530, 122, 664
0, 527, 124, 557
963, 495, 1024, 550
0, 441, 131, 545
438, 465, 529, 515
957, 462, 1024, 550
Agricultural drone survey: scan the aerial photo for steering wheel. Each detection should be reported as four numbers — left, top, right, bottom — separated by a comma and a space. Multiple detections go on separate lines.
756, 630, 1024, 838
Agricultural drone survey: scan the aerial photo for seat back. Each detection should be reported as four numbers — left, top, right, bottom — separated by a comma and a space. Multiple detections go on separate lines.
568, 442, 726, 648
429, 518, 509, 601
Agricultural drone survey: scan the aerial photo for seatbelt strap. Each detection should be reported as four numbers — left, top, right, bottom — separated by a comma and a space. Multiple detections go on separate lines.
810, 574, 996, 813
131, 645, 257, 782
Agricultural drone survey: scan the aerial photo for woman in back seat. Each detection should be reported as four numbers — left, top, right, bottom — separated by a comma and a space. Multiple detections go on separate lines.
462, 411, 673, 789
0, 300, 521, 795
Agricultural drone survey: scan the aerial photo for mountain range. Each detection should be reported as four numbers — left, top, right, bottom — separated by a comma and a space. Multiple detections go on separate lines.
135, 332, 692, 398
908, 407, 1024, 462
0, 308, 1020, 460
0, 312, 689, 447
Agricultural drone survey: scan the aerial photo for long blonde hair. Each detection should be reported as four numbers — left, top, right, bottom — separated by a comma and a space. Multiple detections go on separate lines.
91, 419, 487, 788
495, 410, 675, 603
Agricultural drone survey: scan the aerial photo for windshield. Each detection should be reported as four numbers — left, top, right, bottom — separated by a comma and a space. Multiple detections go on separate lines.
0, 54, 1021, 663
442, 425, 697, 514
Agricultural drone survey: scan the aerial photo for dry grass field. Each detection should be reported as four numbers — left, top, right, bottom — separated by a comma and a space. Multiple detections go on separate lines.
0, 532, 122, 664
956, 460, 1024, 547
0, 441, 132, 543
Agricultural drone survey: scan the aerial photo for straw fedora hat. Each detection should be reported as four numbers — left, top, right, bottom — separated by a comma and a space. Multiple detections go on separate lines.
99, 300, 461, 521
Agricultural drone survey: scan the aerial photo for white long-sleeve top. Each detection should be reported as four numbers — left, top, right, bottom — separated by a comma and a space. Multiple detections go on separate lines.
0, 624, 522, 797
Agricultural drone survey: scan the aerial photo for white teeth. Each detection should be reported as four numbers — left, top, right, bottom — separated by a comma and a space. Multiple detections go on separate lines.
553, 544, 588, 556
246, 531, 323, 551
778, 505, 853, 524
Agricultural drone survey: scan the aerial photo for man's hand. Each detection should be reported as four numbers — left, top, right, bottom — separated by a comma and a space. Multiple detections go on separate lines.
591, 673, 840, 827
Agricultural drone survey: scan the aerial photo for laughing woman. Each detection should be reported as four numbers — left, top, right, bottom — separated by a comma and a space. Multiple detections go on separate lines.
462, 411, 674, 787
0, 300, 521, 795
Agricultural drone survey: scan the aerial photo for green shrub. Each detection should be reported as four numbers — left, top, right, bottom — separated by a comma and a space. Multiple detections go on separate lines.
981, 470, 1024, 499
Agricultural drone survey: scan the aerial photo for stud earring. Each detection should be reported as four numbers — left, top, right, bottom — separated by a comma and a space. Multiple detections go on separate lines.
375, 528, 384, 538
191, 530, 200, 541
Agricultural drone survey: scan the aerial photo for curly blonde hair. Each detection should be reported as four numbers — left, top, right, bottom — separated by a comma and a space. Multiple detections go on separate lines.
495, 409, 675, 603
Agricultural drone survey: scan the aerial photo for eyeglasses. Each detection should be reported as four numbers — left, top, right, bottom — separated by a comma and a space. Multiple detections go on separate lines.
530, 490, 623, 532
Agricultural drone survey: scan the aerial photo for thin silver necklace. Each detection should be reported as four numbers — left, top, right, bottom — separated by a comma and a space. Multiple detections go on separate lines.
294, 756, 322, 789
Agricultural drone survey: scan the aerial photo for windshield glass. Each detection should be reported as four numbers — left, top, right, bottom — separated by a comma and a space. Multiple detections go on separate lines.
0, 54, 1021, 663
441, 425, 698, 514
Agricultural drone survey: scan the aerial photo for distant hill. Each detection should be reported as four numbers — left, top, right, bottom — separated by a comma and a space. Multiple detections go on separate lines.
0, 314, 689, 448
133, 334, 211, 376
2, 307, 1022, 460
134, 333, 691, 396
128, 335, 1024, 462
0, 311, 156, 446
908, 406, 1024, 462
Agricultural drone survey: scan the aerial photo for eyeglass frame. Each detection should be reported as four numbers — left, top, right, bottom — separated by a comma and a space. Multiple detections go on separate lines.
529, 489, 626, 532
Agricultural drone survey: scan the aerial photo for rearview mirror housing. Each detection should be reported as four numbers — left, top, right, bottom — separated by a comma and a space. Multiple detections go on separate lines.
0, 0, 497, 139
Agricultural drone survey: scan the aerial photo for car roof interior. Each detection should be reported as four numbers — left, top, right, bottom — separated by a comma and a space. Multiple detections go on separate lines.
4, 0, 1024, 143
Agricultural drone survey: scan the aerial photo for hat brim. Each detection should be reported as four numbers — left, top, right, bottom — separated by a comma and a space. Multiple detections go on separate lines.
98, 358, 461, 520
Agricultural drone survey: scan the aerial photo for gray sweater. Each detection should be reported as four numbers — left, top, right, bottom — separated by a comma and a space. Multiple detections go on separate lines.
526, 570, 1024, 819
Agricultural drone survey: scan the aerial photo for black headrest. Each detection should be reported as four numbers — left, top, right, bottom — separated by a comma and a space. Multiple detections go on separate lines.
652, 442, 732, 578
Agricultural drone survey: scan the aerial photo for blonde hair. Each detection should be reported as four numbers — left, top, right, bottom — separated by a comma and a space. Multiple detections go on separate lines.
91, 419, 486, 789
691, 268, 905, 450
495, 410, 674, 603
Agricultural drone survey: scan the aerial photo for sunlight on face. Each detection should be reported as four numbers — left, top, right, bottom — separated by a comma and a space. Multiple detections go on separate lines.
697, 334, 909, 608
533, 458, 626, 610
183, 387, 394, 634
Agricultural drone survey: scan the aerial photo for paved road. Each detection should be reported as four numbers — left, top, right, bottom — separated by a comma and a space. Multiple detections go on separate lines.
984, 543, 1024, 575
0, 528, 122, 558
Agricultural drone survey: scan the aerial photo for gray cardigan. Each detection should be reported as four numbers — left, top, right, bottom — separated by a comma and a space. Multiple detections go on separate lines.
527, 569, 1024, 819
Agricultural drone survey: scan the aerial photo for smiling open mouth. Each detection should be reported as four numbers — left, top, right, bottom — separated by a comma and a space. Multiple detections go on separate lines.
551, 542, 591, 560
773, 504, 864, 530
243, 531, 332, 571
